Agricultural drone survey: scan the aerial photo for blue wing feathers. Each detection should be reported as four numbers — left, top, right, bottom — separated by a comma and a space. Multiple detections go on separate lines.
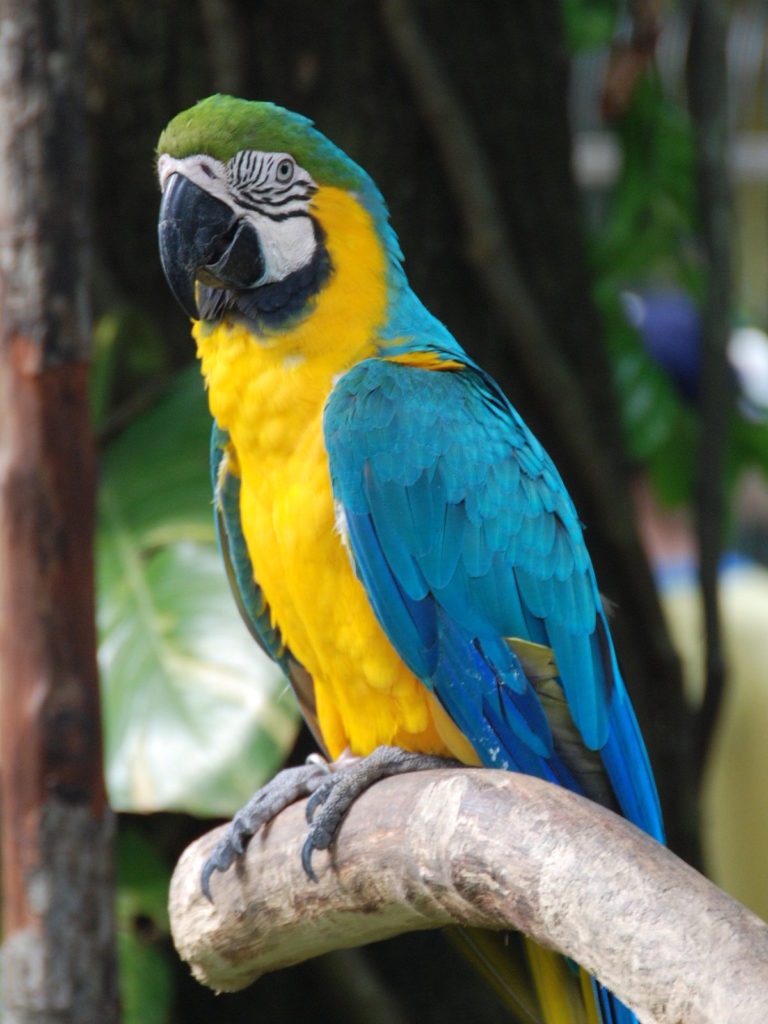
325, 356, 662, 845
547, 624, 610, 751
596, 612, 665, 842
344, 508, 437, 679
420, 499, 467, 590
364, 473, 429, 599
403, 470, 440, 557
481, 511, 509, 557
488, 456, 520, 507
435, 616, 553, 767
462, 518, 496, 576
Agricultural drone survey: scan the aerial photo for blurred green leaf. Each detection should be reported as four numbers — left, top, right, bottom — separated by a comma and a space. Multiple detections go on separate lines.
594, 76, 699, 294
592, 74, 768, 511
91, 305, 168, 429
590, 75, 704, 507
727, 413, 768, 493
115, 826, 174, 1024
118, 930, 173, 1024
97, 366, 300, 816
116, 824, 172, 931
561, 0, 615, 50
596, 283, 699, 505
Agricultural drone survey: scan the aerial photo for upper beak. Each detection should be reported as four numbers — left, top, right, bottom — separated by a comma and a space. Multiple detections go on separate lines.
158, 173, 264, 320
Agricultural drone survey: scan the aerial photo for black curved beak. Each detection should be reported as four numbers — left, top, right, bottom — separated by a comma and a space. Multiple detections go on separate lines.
158, 173, 265, 320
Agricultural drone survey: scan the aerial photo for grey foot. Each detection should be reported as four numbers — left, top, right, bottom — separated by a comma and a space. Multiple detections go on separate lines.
300, 745, 452, 881
201, 760, 331, 900
201, 746, 453, 898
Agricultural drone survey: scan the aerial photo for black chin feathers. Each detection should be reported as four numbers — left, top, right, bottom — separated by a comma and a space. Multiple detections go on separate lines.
198, 220, 332, 327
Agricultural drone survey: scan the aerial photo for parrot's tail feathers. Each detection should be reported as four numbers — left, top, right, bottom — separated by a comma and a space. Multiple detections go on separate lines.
527, 941, 640, 1024
434, 618, 585, 790
506, 637, 559, 684
451, 928, 543, 1024
525, 941, 593, 1024
591, 976, 640, 1024
596, 612, 665, 843
452, 928, 641, 1024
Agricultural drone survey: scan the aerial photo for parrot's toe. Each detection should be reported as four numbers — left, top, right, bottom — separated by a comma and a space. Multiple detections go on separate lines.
200, 747, 454, 897
200, 759, 331, 900
298, 745, 454, 881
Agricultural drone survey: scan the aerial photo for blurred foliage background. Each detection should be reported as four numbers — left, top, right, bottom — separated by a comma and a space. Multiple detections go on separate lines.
83, 1, 768, 1021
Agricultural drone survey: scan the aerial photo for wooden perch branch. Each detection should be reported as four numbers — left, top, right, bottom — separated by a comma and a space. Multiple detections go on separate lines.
170, 769, 768, 1023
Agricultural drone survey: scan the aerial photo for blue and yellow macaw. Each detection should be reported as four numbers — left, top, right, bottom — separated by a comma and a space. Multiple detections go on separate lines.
157, 95, 664, 1024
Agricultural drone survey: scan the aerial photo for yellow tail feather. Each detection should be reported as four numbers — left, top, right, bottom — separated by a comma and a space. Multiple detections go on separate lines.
507, 638, 559, 682
525, 940, 594, 1024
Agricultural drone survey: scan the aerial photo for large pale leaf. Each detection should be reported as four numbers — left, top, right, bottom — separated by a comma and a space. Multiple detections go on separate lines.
661, 563, 768, 923
98, 366, 299, 816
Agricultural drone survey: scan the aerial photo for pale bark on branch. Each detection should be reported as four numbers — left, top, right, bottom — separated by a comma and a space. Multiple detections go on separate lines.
170, 769, 768, 1023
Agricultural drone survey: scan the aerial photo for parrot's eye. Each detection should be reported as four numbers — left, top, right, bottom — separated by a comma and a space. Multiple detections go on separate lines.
275, 157, 295, 183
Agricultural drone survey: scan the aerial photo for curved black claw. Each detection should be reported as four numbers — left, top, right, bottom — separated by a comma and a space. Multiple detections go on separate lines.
201, 760, 331, 900
299, 746, 453, 882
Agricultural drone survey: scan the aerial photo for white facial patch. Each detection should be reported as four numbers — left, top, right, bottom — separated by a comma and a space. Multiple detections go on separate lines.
157, 151, 319, 284
257, 215, 317, 284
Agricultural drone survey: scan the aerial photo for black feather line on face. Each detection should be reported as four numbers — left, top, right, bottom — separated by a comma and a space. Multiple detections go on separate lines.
197, 217, 332, 327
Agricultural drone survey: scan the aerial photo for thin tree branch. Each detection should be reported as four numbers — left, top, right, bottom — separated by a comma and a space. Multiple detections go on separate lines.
170, 770, 768, 1023
686, 0, 731, 773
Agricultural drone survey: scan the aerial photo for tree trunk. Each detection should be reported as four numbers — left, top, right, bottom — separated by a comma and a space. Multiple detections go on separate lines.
0, 1, 119, 1020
